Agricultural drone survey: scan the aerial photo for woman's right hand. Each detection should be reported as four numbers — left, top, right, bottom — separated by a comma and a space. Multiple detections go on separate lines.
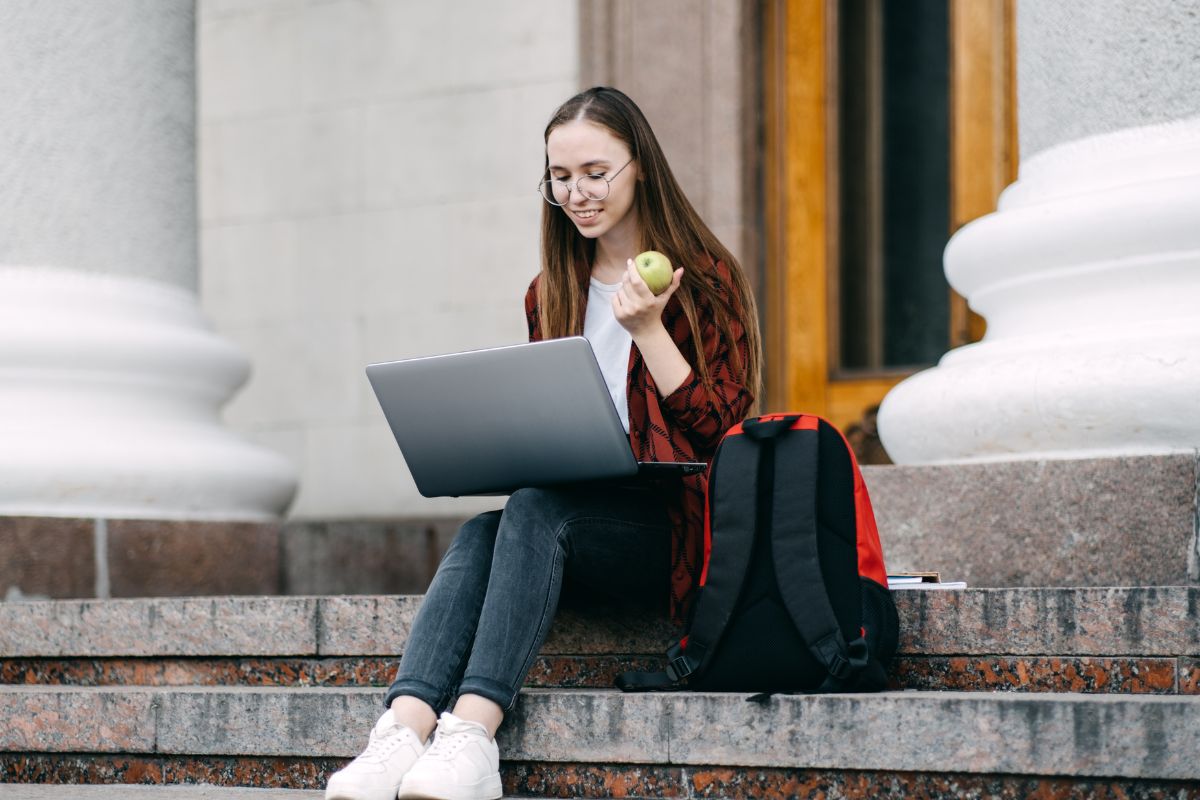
612, 259, 684, 338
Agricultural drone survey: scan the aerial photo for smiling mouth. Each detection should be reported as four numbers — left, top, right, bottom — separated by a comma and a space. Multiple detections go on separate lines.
572, 209, 601, 219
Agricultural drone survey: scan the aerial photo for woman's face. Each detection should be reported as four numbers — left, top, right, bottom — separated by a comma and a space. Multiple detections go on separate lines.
545, 120, 638, 243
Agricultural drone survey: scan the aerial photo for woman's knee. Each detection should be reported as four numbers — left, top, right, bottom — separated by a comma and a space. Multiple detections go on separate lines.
503, 487, 567, 521
442, 509, 502, 560
460, 509, 503, 537
498, 487, 573, 547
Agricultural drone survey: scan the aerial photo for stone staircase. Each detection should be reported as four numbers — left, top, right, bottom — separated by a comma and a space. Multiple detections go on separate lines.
0, 788, 320, 799
1, 588, 1197, 798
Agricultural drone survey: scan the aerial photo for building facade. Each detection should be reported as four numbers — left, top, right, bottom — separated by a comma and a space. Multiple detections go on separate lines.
2, 0, 1197, 597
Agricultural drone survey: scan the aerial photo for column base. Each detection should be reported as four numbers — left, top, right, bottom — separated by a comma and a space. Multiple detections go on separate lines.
879, 116, 1200, 464
0, 266, 297, 520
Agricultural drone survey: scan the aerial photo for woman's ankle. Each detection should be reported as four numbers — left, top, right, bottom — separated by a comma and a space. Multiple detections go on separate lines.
450, 693, 504, 738
389, 695, 438, 741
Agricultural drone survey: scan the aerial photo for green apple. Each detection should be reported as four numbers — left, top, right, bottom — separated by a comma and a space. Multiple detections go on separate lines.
634, 250, 674, 295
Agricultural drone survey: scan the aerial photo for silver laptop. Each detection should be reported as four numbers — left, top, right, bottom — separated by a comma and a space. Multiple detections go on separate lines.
366, 336, 706, 497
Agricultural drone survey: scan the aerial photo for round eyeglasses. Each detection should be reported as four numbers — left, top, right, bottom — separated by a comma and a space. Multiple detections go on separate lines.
537, 158, 633, 206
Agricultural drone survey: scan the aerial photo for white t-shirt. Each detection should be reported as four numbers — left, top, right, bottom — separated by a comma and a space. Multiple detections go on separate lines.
583, 276, 633, 433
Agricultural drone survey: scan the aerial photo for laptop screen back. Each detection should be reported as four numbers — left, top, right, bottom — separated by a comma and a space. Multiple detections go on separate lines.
366, 337, 639, 497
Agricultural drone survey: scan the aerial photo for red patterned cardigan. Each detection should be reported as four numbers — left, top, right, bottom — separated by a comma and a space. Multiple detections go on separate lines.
524, 262, 755, 623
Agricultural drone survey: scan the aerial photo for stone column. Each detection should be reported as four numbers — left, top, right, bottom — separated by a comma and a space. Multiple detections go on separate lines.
0, 0, 296, 519
878, 0, 1200, 464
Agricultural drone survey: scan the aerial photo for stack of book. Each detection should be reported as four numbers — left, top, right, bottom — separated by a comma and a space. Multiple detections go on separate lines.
886, 571, 967, 590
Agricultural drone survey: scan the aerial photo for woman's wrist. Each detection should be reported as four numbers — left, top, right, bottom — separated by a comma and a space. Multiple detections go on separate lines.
629, 317, 673, 353
628, 315, 666, 344
633, 322, 692, 397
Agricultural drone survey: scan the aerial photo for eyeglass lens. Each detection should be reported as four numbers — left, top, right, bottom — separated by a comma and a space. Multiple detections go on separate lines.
540, 175, 610, 206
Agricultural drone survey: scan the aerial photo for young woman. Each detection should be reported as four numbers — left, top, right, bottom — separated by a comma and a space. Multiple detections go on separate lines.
326, 86, 762, 800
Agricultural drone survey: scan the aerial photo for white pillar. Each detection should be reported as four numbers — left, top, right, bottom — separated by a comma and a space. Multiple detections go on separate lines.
0, 1, 297, 519
877, 1, 1200, 464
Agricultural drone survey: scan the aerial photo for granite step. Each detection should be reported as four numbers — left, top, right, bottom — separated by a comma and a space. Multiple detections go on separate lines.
0, 791, 604, 800
862, 453, 1200, 589
7, 762, 1200, 800
0, 790, 596, 800
0, 790, 593, 800
0, 787, 322, 799
1, 686, 1198, 795
1, 588, 1197, 695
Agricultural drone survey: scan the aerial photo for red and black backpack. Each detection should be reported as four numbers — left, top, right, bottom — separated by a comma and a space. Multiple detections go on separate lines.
617, 413, 898, 695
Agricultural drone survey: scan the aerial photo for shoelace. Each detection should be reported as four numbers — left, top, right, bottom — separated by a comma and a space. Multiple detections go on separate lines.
424, 729, 472, 759
357, 723, 407, 764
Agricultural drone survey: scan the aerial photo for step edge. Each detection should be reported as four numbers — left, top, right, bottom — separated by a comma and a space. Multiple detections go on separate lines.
2, 687, 1197, 779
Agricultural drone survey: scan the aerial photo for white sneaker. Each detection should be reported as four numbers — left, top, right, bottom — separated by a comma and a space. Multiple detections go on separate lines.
325, 710, 428, 800
397, 712, 502, 800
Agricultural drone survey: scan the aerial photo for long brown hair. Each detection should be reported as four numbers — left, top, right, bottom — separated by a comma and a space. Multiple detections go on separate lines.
537, 86, 762, 403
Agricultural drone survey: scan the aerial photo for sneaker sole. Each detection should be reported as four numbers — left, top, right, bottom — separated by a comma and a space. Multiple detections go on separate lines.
325, 778, 405, 800
397, 772, 502, 800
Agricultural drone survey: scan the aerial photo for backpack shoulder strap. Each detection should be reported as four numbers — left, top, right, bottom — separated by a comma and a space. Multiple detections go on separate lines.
674, 428, 762, 677
747, 416, 869, 692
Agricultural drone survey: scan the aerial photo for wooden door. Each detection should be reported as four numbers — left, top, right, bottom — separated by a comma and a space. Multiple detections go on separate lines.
762, 0, 1016, 460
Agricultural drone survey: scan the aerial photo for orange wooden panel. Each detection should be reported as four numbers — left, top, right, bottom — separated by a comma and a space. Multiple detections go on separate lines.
763, 0, 832, 415
826, 376, 907, 433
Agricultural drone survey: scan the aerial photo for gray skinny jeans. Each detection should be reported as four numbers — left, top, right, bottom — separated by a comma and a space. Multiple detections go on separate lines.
384, 484, 672, 713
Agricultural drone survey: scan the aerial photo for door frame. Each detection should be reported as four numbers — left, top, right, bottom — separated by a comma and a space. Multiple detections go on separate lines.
762, 0, 1016, 432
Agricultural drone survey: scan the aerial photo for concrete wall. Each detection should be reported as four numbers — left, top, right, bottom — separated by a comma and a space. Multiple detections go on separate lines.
1017, 0, 1200, 160
197, 0, 580, 519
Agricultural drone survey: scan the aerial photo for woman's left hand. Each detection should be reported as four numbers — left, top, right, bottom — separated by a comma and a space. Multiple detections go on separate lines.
613, 259, 684, 337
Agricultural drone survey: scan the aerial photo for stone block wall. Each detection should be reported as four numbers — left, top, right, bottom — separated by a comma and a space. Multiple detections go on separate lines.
197, 0, 580, 520
0, 516, 462, 600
